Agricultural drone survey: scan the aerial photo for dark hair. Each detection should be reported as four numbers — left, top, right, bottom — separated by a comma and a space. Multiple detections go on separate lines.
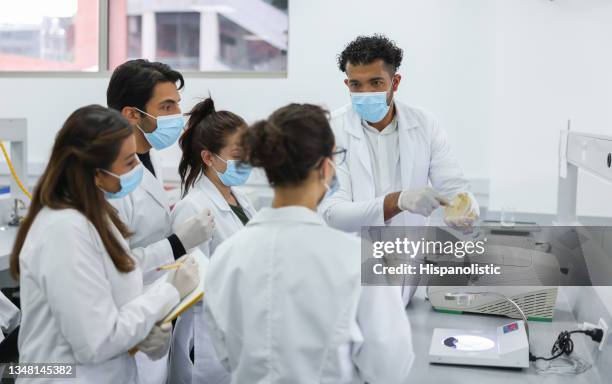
10, 105, 135, 278
107, 59, 185, 112
178, 98, 246, 196
337, 34, 403, 74
242, 104, 334, 186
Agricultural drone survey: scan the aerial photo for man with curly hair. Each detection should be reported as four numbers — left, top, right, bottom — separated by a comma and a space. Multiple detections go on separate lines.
320, 35, 479, 304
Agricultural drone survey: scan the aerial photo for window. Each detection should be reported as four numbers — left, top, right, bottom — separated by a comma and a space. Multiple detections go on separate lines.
155, 13, 200, 70
0, 0, 288, 74
108, 0, 288, 72
0, 0, 99, 71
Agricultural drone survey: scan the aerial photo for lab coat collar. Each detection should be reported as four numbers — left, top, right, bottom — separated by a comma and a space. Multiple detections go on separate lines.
140, 165, 171, 214
345, 100, 419, 139
195, 175, 247, 213
247, 206, 325, 227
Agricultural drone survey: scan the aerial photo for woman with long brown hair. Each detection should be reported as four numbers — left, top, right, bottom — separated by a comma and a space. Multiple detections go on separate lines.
10, 105, 199, 384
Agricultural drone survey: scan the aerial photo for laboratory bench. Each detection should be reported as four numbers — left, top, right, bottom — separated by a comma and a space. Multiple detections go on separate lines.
405, 286, 610, 384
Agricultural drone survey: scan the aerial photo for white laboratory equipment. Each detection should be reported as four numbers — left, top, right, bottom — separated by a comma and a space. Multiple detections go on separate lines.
427, 286, 558, 321
429, 320, 530, 368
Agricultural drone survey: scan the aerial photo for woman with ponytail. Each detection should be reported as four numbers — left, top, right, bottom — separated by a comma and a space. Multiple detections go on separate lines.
201, 103, 415, 383
169, 98, 256, 384
10, 105, 200, 383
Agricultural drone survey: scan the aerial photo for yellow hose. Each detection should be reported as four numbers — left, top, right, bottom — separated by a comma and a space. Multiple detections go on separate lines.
0, 140, 32, 200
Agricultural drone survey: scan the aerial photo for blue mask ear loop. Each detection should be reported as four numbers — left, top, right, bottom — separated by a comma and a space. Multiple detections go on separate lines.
386, 77, 397, 107
97, 168, 120, 195
134, 107, 157, 135
211, 153, 228, 175
321, 158, 335, 191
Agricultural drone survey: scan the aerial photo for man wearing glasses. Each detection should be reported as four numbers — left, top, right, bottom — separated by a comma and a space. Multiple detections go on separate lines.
319, 35, 479, 303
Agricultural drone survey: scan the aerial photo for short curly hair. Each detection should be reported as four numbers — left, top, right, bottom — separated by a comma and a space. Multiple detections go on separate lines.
337, 34, 403, 74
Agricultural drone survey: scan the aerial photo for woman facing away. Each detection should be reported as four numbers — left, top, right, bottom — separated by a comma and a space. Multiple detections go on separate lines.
203, 103, 415, 383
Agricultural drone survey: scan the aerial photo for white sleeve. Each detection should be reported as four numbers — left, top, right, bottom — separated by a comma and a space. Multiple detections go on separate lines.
41, 222, 180, 365
130, 240, 174, 274
318, 159, 386, 233
351, 286, 414, 384
428, 116, 479, 212
0, 292, 19, 333
171, 199, 212, 258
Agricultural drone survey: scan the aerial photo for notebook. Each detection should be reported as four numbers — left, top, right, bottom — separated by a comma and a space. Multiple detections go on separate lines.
160, 249, 208, 324
129, 249, 207, 355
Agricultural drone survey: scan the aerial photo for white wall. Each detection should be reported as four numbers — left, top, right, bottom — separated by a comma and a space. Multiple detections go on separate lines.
1, 0, 611, 217
491, 0, 612, 216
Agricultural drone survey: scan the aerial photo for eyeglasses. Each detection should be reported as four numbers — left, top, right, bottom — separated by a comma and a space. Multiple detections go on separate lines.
332, 147, 347, 166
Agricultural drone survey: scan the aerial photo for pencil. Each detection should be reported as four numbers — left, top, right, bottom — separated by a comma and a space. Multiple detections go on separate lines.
156, 261, 184, 271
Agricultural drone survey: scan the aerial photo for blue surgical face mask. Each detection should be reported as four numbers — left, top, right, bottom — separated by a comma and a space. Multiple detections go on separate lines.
323, 159, 340, 200
350, 83, 394, 123
213, 154, 252, 186
100, 163, 144, 199
135, 108, 184, 150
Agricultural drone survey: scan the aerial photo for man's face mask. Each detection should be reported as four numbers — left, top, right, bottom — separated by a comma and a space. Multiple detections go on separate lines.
350, 78, 395, 123
135, 108, 184, 150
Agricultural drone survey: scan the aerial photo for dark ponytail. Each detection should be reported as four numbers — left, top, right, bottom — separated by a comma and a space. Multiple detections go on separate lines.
242, 103, 334, 186
178, 98, 246, 197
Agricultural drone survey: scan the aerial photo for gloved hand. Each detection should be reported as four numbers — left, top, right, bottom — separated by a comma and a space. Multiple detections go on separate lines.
166, 255, 199, 299
443, 192, 479, 233
175, 208, 215, 250
398, 187, 449, 217
138, 323, 172, 361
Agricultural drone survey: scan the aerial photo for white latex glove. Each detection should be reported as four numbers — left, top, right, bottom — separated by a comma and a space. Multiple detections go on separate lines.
398, 187, 449, 217
175, 208, 215, 250
166, 255, 199, 299
138, 323, 172, 361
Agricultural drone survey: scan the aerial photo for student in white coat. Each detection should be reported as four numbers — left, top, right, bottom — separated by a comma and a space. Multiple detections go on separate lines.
0, 292, 19, 341
107, 59, 215, 283
9, 105, 200, 384
204, 103, 415, 384
107, 60, 215, 384
169, 98, 256, 384
319, 35, 480, 303
0, 291, 20, 377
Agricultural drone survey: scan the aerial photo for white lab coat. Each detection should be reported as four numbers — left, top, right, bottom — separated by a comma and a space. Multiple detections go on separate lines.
169, 175, 256, 384
203, 206, 415, 384
319, 101, 477, 305
110, 150, 174, 282
0, 293, 19, 384
16, 207, 180, 384
319, 101, 477, 231
109, 150, 176, 384
0, 291, 19, 338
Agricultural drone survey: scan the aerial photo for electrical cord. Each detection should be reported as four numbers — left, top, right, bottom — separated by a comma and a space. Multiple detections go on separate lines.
529, 328, 603, 375
530, 328, 604, 362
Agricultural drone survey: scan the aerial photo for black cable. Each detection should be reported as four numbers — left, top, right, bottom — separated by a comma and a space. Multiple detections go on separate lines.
529, 328, 604, 362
